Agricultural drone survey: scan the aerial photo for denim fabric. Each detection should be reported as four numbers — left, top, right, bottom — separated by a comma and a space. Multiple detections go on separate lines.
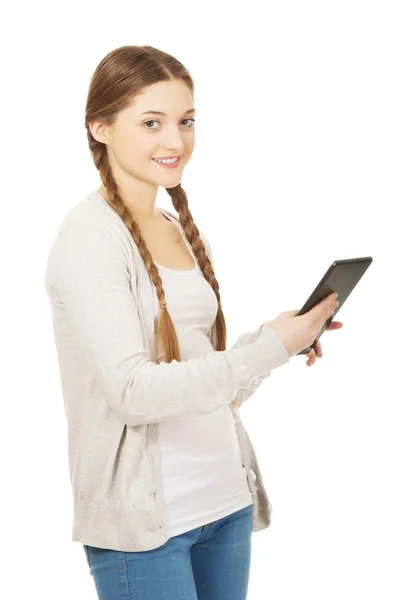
83, 504, 253, 600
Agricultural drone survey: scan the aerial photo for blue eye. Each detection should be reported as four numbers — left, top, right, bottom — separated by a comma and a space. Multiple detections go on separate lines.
143, 118, 196, 130
181, 118, 196, 128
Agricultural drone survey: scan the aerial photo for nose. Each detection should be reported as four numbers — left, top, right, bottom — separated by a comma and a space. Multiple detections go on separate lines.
161, 125, 186, 154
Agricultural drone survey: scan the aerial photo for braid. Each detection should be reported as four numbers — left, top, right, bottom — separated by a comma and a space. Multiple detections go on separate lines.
84, 44, 230, 362
165, 184, 227, 350
88, 143, 227, 362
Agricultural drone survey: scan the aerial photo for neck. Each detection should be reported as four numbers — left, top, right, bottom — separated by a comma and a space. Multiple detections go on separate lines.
96, 186, 163, 223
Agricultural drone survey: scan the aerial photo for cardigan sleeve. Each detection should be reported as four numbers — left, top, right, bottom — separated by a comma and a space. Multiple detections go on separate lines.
199, 230, 274, 409
45, 216, 289, 426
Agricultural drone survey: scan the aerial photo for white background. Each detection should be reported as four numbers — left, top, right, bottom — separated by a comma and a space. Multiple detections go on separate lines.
2, 0, 399, 598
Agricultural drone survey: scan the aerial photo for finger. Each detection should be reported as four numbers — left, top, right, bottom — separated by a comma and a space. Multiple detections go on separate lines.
309, 323, 341, 358
326, 321, 343, 330
308, 293, 338, 327
306, 348, 317, 366
314, 340, 323, 357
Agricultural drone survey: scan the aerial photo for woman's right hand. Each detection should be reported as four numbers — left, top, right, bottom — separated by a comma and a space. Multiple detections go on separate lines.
262, 292, 339, 358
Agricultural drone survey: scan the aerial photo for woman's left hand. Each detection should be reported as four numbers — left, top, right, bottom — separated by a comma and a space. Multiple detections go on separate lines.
305, 320, 343, 366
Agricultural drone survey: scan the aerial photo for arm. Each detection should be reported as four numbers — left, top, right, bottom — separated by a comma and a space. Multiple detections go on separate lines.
230, 327, 272, 409
45, 217, 289, 426
200, 231, 275, 409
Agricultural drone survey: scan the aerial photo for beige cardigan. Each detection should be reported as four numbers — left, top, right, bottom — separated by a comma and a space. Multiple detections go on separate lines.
44, 190, 290, 552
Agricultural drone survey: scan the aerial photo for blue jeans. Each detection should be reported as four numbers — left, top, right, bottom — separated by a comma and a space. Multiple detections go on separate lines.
83, 504, 253, 600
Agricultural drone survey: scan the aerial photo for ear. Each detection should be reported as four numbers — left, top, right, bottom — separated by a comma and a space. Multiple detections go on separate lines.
89, 121, 109, 144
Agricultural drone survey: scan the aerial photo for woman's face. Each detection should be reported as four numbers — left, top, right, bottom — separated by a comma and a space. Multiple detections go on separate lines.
103, 79, 196, 188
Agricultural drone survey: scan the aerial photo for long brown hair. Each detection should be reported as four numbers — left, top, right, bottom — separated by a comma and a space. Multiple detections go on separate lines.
85, 45, 227, 363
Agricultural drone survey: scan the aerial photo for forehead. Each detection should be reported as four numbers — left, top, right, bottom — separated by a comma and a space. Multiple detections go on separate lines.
127, 80, 194, 116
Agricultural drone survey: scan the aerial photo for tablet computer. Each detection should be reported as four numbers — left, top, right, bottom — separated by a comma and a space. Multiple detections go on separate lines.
296, 256, 373, 355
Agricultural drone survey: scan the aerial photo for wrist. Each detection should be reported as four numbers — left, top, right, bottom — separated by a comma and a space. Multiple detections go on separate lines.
260, 321, 271, 334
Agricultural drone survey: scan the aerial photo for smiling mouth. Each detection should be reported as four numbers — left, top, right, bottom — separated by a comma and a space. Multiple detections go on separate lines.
153, 155, 182, 160
152, 156, 182, 165
153, 156, 181, 165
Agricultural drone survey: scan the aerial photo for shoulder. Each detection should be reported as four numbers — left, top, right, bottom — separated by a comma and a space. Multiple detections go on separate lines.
48, 192, 136, 254
45, 192, 134, 290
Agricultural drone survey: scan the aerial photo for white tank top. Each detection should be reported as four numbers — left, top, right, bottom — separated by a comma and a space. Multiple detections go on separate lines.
152, 209, 253, 537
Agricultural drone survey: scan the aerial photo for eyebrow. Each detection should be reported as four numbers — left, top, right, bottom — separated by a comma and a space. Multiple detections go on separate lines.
140, 108, 196, 116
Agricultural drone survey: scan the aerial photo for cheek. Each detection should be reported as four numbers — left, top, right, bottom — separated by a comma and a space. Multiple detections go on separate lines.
118, 131, 156, 165
183, 139, 195, 159
141, 137, 160, 160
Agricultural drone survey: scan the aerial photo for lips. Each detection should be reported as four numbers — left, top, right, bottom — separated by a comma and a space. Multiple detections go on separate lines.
153, 155, 181, 160
152, 156, 181, 168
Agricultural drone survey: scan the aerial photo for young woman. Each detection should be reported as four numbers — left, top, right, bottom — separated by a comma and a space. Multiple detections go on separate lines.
44, 44, 341, 600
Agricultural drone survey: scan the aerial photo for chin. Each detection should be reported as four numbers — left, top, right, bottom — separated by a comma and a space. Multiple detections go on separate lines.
163, 176, 182, 187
